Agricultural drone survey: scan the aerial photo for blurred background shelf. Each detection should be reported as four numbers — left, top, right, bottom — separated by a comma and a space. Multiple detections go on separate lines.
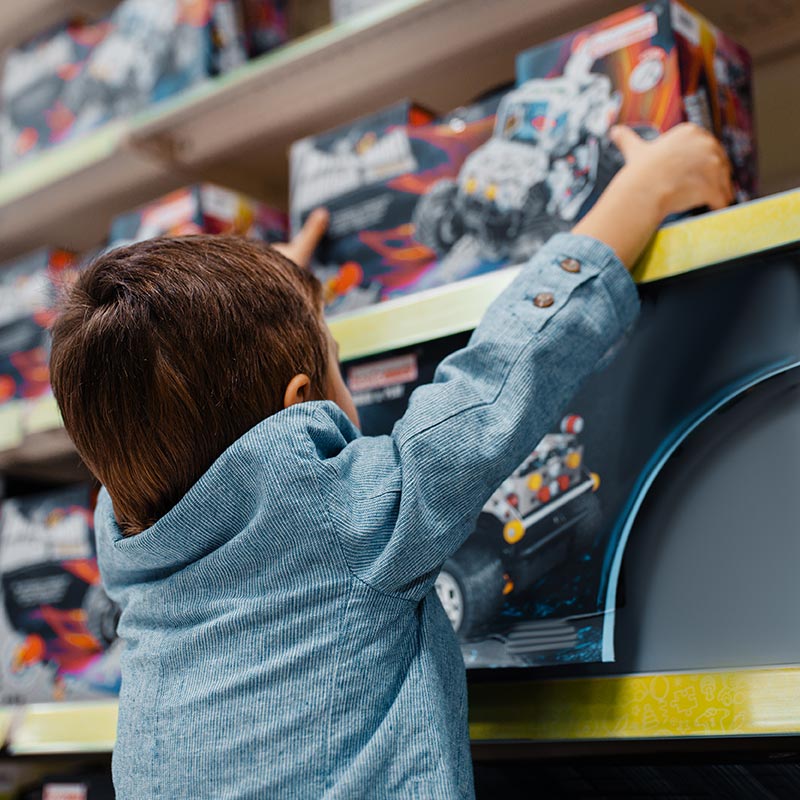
4, 702, 117, 755
0, 124, 181, 261
1, 0, 800, 261
0, 0, 116, 51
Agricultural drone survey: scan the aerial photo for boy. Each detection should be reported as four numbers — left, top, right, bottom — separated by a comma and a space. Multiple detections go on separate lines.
50, 124, 731, 799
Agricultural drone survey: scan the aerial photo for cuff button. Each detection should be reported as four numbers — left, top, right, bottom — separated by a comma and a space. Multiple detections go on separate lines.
533, 292, 555, 308
560, 257, 581, 273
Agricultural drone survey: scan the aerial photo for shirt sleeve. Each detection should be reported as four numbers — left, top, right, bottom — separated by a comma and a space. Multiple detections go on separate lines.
317, 233, 640, 601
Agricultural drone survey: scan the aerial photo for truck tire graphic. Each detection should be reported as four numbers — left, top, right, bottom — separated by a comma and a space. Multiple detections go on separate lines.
435, 535, 505, 640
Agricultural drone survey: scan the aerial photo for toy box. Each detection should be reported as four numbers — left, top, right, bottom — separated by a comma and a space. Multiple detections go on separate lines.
0, 249, 75, 409
290, 96, 502, 313
110, 183, 287, 245
241, 0, 288, 56
412, 2, 755, 285
0, 486, 121, 703
0, 0, 288, 169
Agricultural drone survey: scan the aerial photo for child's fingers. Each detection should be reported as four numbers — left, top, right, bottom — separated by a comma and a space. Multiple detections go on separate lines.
275, 208, 329, 268
609, 125, 647, 160
291, 208, 330, 267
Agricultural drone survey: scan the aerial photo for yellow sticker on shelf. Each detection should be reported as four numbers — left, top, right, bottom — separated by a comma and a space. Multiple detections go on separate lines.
8, 702, 119, 755
0, 403, 24, 452
469, 667, 800, 741
24, 395, 63, 435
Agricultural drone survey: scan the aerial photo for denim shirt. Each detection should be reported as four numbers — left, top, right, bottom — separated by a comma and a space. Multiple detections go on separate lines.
96, 233, 639, 799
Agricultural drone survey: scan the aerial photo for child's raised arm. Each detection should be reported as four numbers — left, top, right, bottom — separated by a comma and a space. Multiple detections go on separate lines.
318, 123, 732, 600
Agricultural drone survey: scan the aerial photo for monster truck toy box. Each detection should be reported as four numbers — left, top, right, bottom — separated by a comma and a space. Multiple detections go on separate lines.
514, 0, 755, 204
0, 0, 288, 169
289, 96, 503, 313
0, 486, 121, 703
110, 183, 287, 244
408, 2, 755, 285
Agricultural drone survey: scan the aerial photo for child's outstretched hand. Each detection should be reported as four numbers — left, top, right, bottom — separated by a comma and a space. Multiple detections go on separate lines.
574, 122, 735, 269
274, 208, 329, 269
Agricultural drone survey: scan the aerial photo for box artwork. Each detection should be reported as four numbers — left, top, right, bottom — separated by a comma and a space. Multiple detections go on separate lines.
110, 184, 287, 245
414, 1, 755, 286
290, 97, 502, 313
0, 0, 288, 168
0, 486, 121, 702
0, 250, 75, 409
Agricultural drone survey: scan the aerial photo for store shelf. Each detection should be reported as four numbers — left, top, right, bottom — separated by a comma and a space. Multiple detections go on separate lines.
127, 0, 622, 201
0, 667, 797, 755
469, 666, 800, 742
5, 701, 118, 755
126, 0, 800, 202
1, 0, 800, 260
329, 189, 800, 361
0, 124, 181, 261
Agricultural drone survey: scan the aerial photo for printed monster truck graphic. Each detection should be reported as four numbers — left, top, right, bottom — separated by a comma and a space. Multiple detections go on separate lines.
435, 414, 602, 640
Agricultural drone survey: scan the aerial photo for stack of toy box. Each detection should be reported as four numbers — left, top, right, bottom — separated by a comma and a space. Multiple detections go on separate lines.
0, 250, 76, 430
109, 183, 287, 245
0, 485, 121, 703
289, 96, 502, 313
290, 0, 754, 313
0, 0, 288, 169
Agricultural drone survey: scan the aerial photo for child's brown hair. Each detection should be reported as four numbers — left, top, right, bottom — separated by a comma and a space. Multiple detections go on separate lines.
50, 235, 328, 536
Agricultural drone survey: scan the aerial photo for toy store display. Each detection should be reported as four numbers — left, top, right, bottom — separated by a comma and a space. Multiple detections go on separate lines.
110, 183, 287, 245
0, 0, 289, 170
293, 0, 754, 315
0, 250, 76, 417
0, 486, 121, 702
347, 245, 798, 669
290, 96, 502, 313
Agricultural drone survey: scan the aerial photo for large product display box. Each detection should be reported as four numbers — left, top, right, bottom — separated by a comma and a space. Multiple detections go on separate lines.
0, 486, 121, 702
0, 0, 288, 169
345, 252, 799, 670
290, 97, 502, 313
0, 249, 75, 411
110, 183, 287, 245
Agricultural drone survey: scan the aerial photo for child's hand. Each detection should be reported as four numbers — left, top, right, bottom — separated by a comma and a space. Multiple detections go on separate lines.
573, 123, 734, 269
274, 208, 329, 268
610, 123, 734, 217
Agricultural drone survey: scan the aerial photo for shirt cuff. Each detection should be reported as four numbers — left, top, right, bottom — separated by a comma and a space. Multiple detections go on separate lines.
533, 232, 640, 333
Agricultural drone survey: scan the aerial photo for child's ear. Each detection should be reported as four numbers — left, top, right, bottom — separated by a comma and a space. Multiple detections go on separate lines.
283, 374, 312, 409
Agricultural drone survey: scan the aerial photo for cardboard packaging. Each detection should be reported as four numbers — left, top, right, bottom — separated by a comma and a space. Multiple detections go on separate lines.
109, 184, 287, 244
0, 249, 75, 410
290, 96, 502, 313
0, 486, 121, 703
413, 1, 755, 285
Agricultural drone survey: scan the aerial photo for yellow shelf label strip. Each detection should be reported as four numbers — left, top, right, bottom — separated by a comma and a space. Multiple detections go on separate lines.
469, 667, 800, 741
6, 701, 119, 755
